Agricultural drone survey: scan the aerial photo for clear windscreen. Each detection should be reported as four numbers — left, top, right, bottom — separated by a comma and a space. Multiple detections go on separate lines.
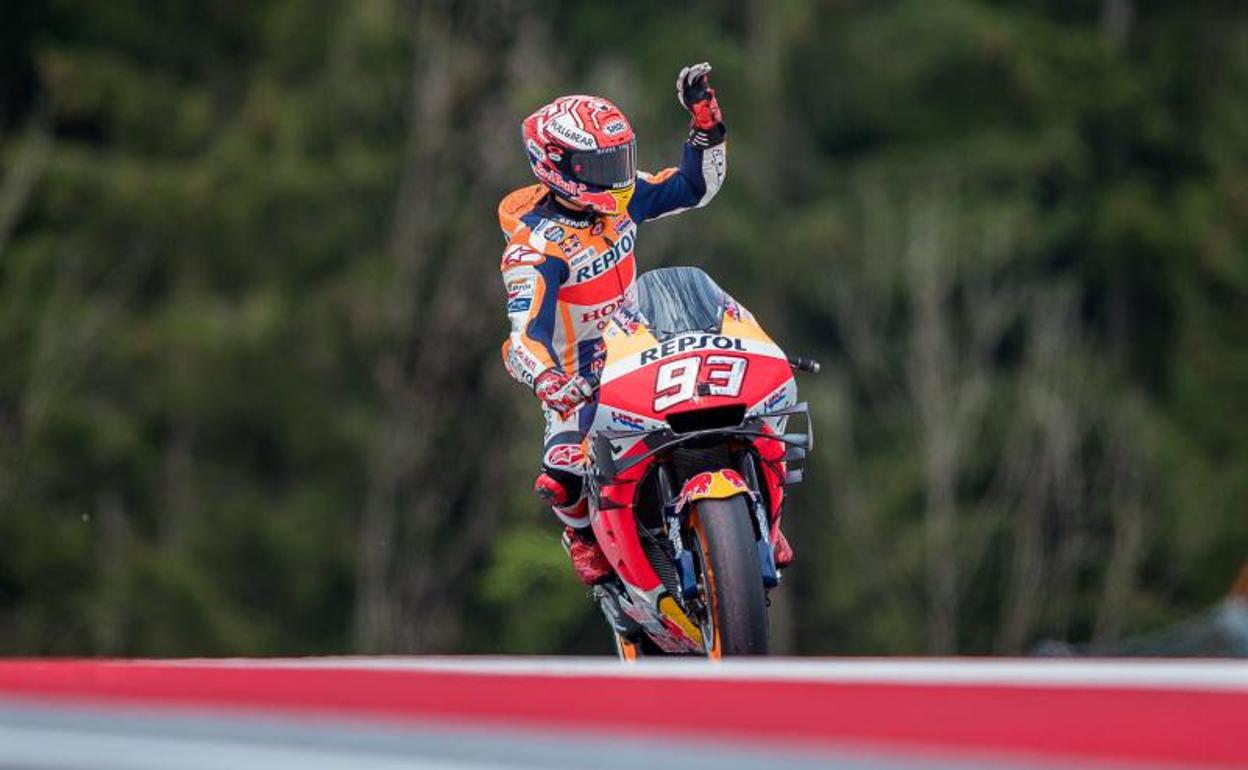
634, 267, 729, 337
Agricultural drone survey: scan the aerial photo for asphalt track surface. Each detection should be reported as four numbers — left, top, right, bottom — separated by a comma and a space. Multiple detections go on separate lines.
0, 658, 1245, 770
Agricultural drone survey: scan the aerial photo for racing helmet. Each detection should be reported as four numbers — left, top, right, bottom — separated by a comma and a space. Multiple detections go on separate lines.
522, 95, 636, 216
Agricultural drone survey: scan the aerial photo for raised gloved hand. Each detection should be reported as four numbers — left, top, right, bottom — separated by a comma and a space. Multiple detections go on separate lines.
676, 62, 725, 145
534, 369, 595, 417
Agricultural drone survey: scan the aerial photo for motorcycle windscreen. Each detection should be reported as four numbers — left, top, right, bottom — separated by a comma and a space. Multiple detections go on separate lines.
634, 266, 730, 338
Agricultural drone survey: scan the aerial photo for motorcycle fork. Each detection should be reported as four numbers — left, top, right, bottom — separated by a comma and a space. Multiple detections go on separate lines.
736, 449, 780, 588
657, 463, 700, 602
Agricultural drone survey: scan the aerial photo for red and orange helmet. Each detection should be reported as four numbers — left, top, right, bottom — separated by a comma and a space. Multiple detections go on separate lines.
522, 95, 636, 216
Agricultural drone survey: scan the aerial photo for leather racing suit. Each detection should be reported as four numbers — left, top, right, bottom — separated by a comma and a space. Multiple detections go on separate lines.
499, 138, 728, 528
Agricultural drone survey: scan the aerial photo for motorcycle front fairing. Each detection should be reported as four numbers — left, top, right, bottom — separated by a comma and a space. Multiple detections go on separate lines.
584, 267, 809, 653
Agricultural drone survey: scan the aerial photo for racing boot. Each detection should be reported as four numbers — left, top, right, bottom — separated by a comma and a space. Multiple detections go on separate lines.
535, 472, 611, 584
561, 524, 612, 586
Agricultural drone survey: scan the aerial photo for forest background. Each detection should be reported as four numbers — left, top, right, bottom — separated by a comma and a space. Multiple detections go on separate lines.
2, 0, 1245, 656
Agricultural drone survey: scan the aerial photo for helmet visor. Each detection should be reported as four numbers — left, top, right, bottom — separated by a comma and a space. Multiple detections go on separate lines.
570, 141, 636, 189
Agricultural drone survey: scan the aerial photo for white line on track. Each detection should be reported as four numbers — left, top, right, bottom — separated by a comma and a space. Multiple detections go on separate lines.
0, 703, 1059, 770
0, 723, 514, 770
127, 656, 1248, 691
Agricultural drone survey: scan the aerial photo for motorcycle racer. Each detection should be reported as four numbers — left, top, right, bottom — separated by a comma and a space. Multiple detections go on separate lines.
498, 64, 791, 584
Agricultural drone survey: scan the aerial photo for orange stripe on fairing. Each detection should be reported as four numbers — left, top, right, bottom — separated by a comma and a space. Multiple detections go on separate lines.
558, 253, 636, 306
560, 303, 577, 372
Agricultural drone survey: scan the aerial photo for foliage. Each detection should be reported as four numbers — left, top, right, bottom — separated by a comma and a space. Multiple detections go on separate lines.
1, 0, 1245, 655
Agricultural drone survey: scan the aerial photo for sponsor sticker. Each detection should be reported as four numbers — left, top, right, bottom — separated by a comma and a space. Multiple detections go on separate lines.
709, 145, 726, 177
763, 388, 787, 412
581, 299, 623, 330
547, 118, 596, 149
723, 300, 753, 322
674, 470, 748, 513
544, 225, 565, 242
639, 334, 746, 365
506, 298, 532, 313
502, 244, 543, 268
573, 230, 634, 282
658, 595, 703, 645
533, 162, 585, 197
603, 119, 628, 136
509, 346, 542, 374
506, 277, 535, 299
544, 444, 585, 469
612, 302, 645, 335
682, 472, 714, 502
610, 410, 647, 431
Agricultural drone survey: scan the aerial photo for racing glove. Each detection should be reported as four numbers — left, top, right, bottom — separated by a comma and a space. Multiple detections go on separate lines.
534, 369, 595, 417
676, 62, 725, 147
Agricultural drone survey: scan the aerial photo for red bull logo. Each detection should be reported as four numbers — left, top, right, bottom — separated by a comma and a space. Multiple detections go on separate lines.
675, 470, 750, 512
686, 472, 714, 497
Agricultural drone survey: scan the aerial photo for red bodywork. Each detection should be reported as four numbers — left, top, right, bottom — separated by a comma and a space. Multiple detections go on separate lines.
589, 342, 792, 598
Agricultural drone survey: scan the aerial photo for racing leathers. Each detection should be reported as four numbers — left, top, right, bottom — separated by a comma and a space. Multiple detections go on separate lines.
499, 137, 728, 529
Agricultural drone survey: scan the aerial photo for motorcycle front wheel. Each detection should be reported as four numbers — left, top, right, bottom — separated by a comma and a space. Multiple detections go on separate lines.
689, 496, 769, 657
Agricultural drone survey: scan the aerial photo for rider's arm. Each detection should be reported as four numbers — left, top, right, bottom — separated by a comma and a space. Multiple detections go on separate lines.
500, 241, 569, 389
628, 62, 727, 223
627, 139, 727, 223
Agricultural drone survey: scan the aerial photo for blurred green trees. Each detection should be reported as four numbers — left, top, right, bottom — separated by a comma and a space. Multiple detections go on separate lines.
1, 0, 1245, 655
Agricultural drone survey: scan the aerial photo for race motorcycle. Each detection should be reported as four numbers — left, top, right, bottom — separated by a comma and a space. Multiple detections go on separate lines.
584, 266, 818, 659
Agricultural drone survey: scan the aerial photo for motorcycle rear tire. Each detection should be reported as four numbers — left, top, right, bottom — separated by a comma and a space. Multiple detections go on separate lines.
690, 496, 769, 657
